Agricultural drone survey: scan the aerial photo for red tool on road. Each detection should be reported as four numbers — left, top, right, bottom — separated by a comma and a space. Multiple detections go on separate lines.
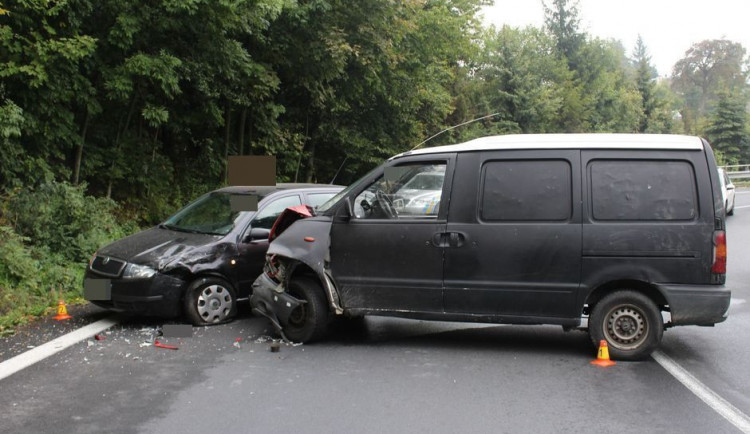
153, 340, 178, 350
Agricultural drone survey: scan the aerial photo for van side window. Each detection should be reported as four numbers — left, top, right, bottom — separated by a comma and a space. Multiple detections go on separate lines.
480, 160, 572, 221
354, 163, 446, 219
590, 160, 697, 221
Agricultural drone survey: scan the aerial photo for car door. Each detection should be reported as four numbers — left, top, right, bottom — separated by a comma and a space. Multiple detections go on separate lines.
443, 150, 582, 320
329, 154, 455, 312
235, 194, 302, 295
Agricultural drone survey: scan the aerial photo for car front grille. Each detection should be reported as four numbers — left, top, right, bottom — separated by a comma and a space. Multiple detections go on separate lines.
90, 255, 127, 277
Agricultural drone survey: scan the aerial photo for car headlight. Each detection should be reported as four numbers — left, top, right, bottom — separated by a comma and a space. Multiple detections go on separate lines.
122, 263, 157, 279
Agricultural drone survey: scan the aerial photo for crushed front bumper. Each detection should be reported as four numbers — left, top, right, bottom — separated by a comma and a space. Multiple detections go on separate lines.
249, 273, 304, 332
84, 270, 185, 318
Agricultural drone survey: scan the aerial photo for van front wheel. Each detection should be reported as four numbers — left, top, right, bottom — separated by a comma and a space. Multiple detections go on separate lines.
589, 290, 663, 361
282, 278, 329, 343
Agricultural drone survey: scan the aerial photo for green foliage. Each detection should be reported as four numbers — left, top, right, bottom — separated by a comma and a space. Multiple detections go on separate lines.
4, 182, 137, 263
705, 93, 749, 164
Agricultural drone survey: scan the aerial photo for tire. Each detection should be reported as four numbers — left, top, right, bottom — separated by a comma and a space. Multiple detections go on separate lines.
183, 277, 237, 326
588, 290, 663, 361
727, 199, 734, 216
282, 277, 329, 343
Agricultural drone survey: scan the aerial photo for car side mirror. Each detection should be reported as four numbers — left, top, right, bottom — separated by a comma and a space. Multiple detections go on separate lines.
244, 227, 271, 244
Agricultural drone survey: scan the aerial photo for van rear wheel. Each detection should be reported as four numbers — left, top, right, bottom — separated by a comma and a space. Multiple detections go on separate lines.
282, 277, 329, 343
589, 290, 663, 360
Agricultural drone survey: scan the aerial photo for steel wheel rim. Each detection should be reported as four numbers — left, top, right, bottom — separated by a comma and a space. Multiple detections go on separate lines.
196, 284, 233, 323
603, 304, 648, 350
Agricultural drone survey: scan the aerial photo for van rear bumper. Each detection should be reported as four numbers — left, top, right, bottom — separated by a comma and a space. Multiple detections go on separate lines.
657, 284, 731, 326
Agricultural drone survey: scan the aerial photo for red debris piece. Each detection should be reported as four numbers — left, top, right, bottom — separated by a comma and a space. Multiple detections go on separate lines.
153, 340, 179, 350
94, 334, 106, 341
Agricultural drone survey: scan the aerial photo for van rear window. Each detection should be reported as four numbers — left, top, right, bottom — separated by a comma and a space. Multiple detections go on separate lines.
480, 160, 572, 221
590, 160, 697, 221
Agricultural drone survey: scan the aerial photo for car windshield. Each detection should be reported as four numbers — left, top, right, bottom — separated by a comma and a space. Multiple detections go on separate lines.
162, 192, 258, 235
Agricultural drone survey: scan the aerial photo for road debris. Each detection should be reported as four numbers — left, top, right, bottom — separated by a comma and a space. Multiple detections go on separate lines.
94, 334, 106, 341
233, 338, 241, 349
153, 340, 178, 350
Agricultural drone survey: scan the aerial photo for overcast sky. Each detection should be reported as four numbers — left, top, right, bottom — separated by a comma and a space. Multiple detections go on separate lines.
480, 0, 750, 77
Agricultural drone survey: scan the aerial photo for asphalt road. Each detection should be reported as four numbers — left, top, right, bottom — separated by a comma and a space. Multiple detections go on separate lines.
1, 191, 749, 434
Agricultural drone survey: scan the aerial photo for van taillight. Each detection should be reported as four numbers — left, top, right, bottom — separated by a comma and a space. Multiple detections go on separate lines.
711, 231, 726, 274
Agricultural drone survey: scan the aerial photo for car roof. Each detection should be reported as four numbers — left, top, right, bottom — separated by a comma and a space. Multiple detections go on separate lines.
214, 183, 343, 196
392, 134, 704, 160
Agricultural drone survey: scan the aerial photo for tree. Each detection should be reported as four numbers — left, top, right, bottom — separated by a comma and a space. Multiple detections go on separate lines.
705, 92, 749, 164
672, 39, 748, 133
543, 0, 584, 70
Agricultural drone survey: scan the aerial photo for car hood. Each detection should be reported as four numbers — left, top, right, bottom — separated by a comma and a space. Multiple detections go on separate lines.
97, 227, 222, 267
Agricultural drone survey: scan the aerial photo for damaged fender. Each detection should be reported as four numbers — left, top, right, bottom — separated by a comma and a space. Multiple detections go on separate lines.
265, 215, 343, 315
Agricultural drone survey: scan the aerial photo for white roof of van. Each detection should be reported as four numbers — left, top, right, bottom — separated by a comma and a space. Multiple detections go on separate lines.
392, 134, 704, 159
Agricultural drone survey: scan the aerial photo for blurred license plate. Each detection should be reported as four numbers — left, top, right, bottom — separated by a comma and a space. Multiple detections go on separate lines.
84, 279, 111, 300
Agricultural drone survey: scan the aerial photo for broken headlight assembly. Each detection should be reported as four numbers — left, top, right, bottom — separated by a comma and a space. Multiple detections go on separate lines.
122, 263, 157, 279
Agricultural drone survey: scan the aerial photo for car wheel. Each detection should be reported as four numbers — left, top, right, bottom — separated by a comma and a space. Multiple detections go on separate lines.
184, 277, 237, 326
727, 198, 734, 216
282, 277, 329, 343
588, 290, 663, 361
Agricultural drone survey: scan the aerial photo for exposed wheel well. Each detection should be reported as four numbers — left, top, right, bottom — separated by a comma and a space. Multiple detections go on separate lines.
583, 280, 668, 315
287, 262, 318, 283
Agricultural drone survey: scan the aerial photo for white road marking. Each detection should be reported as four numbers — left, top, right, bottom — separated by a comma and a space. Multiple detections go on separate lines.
652, 350, 750, 433
733, 205, 750, 210
0, 316, 118, 382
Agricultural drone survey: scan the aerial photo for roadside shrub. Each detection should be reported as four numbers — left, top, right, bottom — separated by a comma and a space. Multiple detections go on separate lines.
4, 181, 138, 263
0, 224, 87, 332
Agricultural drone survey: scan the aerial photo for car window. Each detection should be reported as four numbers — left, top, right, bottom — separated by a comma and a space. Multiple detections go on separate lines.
590, 160, 697, 221
481, 160, 572, 221
162, 192, 244, 235
251, 195, 302, 229
353, 163, 446, 219
306, 193, 337, 208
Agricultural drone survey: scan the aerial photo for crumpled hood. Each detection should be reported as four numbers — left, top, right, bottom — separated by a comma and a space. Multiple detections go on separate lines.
97, 227, 221, 267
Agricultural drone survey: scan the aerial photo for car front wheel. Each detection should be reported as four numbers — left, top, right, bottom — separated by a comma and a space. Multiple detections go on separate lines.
184, 277, 237, 325
589, 290, 663, 360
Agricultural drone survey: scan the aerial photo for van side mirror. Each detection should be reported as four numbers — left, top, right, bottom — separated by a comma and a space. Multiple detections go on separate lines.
244, 227, 271, 244
335, 198, 354, 222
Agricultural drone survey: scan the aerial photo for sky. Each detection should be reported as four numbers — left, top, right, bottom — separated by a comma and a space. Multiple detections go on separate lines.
480, 0, 750, 77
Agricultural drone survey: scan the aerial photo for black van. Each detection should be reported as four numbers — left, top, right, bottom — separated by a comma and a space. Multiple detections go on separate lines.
250, 134, 730, 360
84, 184, 342, 325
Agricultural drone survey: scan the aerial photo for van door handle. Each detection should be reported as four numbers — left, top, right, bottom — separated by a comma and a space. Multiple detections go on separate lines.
432, 232, 465, 248
449, 232, 465, 247
431, 232, 450, 247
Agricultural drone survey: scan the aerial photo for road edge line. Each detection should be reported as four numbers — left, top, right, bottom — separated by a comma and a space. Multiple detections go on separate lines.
652, 350, 750, 433
0, 316, 119, 382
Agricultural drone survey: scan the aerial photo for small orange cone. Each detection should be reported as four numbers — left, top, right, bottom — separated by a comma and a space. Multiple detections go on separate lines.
590, 340, 616, 367
53, 300, 73, 321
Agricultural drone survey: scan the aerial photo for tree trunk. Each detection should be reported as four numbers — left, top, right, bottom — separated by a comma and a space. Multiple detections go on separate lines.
305, 141, 315, 182
72, 111, 90, 185
237, 107, 247, 156
222, 101, 232, 184
107, 93, 138, 198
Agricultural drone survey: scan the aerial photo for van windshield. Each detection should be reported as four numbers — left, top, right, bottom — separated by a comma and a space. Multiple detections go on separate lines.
162, 192, 255, 236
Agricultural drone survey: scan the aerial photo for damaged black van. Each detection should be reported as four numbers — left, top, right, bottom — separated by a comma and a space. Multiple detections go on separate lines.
250, 134, 731, 360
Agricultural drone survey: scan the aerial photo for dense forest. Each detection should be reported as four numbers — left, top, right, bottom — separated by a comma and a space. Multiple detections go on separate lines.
1, 0, 749, 329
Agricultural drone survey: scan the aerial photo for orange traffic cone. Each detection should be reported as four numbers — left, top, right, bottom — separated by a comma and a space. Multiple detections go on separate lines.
590, 340, 616, 367
53, 300, 73, 321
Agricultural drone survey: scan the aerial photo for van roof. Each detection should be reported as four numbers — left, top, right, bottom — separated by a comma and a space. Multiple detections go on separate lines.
392, 134, 704, 159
